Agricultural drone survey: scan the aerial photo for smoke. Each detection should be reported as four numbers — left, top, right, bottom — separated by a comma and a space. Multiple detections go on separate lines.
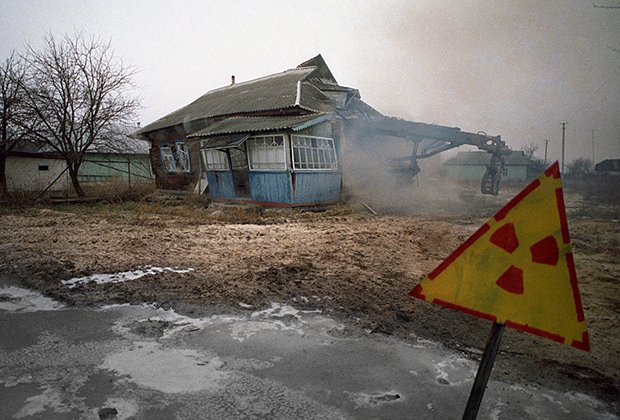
341, 128, 505, 217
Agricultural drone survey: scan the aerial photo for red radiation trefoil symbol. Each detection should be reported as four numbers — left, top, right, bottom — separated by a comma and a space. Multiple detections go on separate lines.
489, 222, 559, 294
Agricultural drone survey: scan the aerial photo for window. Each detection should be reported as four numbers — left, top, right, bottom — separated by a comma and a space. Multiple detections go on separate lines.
247, 135, 286, 170
201, 147, 229, 171
38, 165, 49, 171
160, 141, 191, 172
160, 145, 177, 171
229, 147, 248, 169
292, 135, 338, 170
175, 142, 191, 172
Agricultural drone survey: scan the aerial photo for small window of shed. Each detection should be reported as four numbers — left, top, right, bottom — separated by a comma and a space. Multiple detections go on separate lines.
38, 164, 49, 171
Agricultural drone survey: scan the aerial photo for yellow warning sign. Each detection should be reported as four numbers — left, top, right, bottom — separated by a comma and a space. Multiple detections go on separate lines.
410, 162, 589, 351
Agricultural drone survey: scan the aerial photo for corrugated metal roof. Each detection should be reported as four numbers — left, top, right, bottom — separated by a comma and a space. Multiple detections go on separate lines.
138, 67, 322, 134
188, 114, 331, 138
199, 133, 249, 149
444, 151, 539, 166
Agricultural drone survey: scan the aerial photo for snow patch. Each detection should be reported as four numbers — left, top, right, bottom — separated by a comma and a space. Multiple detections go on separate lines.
0, 286, 65, 312
345, 390, 402, 408
101, 341, 228, 393
61, 266, 194, 288
434, 355, 476, 386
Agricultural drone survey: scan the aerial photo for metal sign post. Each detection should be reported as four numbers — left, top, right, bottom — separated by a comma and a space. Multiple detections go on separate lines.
462, 322, 505, 420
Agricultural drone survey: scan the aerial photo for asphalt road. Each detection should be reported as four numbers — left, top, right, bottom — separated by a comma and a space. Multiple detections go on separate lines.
0, 280, 616, 420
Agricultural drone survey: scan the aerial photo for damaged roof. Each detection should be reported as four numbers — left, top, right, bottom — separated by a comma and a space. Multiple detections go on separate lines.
137, 55, 359, 136
188, 114, 332, 138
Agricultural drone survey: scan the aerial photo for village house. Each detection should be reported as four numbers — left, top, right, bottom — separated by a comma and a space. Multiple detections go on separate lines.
442, 151, 543, 183
595, 159, 620, 175
6, 130, 152, 195
136, 55, 509, 205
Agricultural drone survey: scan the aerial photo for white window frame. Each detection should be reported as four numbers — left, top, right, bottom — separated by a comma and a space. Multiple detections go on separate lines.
160, 144, 177, 172
174, 141, 191, 172
247, 135, 287, 171
291, 135, 338, 171
201, 141, 230, 171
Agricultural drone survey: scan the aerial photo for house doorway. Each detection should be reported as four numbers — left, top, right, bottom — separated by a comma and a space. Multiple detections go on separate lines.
229, 147, 251, 198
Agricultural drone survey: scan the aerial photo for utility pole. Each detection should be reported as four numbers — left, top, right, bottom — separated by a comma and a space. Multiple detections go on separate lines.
544, 139, 549, 164
591, 130, 595, 165
561, 122, 567, 173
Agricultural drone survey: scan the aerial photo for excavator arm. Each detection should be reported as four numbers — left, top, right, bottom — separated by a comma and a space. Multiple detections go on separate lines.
367, 116, 511, 195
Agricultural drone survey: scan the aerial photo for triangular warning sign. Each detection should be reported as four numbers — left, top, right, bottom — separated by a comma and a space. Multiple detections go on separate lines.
410, 162, 589, 351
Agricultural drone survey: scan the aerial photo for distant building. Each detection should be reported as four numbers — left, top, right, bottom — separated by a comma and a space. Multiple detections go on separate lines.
6, 129, 153, 194
594, 159, 620, 175
443, 151, 543, 183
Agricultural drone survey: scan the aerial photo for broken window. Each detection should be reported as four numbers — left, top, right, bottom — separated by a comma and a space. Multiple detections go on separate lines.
161, 141, 191, 172
247, 135, 286, 170
229, 147, 248, 169
292, 135, 338, 171
175, 141, 191, 172
160, 145, 177, 171
202, 147, 229, 171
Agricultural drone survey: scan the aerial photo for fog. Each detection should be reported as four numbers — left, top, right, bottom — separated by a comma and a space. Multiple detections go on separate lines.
1, 0, 619, 165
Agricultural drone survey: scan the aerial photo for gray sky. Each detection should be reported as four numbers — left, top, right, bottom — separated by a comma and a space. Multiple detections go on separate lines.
1, 0, 619, 164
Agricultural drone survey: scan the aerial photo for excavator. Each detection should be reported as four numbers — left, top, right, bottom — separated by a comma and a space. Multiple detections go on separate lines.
367, 116, 511, 196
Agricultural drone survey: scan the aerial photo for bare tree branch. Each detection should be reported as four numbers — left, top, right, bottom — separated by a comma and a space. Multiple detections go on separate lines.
522, 142, 540, 160
0, 51, 36, 198
22, 32, 141, 196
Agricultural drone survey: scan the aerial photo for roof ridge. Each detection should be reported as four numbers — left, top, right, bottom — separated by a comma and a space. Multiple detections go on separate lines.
216, 113, 325, 120
202, 67, 316, 96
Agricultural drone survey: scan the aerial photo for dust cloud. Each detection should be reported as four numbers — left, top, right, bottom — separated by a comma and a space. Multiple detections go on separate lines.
342, 130, 487, 216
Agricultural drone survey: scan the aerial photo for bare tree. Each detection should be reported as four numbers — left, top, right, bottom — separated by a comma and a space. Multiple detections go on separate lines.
566, 157, 593, 178
22, 32, 140, 196
522, 142, 540, 160
0, 52, 32, 198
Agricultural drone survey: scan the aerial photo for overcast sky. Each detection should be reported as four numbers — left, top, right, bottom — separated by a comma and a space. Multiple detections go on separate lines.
1, 0, 619, 164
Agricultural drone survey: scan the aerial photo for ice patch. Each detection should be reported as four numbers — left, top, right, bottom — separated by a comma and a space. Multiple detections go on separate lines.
105, 302, 322, 342
61, 266, 194, 288
0, 286, 65, 312
434, 355, 476, 386
101, 341, 228, 393
346, 390, 402, 408
14, 385, 71, 418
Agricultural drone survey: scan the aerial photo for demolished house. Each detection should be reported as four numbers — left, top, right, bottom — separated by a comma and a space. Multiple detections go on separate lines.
136, 55, 510, 206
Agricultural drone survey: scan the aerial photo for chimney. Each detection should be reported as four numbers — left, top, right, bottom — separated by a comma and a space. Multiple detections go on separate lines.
136, 122, 141, 128
231, 75, 235, 85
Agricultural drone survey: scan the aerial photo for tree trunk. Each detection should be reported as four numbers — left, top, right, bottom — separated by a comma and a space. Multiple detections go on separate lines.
68, 164, 85, 197
0, 153, 9, 199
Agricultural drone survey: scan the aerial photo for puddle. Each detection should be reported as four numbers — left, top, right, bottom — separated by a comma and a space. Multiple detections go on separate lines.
61, 266, 194, 288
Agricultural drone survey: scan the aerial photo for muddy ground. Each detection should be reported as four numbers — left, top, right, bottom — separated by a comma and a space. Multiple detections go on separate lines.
0, 184, 618, 413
